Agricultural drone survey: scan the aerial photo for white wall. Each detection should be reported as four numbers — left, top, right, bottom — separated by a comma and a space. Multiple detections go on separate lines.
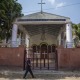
30, 33, 57, 46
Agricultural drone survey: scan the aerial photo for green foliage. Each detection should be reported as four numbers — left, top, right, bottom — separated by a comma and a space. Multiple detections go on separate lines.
73, 23, 80, 40
0, 0, 23, 42
72, 23, 80, 47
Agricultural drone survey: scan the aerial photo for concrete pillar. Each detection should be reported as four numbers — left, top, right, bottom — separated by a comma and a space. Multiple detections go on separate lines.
11, 24, 18, 47
25, 34, 30, 58
66, 23, 73, 48
25, 34, 29, 48
58, 34, 61, 46
17, 34, 21, 46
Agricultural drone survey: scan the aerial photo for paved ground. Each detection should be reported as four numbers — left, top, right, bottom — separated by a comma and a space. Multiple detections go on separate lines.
0, 67, 80, 80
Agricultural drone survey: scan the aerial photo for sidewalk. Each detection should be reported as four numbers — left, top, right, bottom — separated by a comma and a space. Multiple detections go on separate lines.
0, 68, 80, 80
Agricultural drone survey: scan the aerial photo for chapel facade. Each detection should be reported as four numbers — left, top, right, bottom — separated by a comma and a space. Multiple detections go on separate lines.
11, 12, 73, 70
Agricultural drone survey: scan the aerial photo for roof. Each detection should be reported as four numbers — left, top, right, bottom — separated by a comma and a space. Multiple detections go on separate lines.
15, 12, 71, 36
19, 12, 70, 20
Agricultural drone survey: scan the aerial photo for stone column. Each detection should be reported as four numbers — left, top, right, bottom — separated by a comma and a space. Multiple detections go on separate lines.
17, 34, 21, 46
59, 34, 61, 46
11, 24, 18, 47
66, 23, 73, 48
25, 34, 30, 58
25, 34, 29, 48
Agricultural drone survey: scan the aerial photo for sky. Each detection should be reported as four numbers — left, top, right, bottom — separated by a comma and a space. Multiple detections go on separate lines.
17, 0, 80, 24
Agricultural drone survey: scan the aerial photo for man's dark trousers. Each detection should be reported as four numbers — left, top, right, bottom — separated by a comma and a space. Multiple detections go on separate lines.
23, 68, 34, 78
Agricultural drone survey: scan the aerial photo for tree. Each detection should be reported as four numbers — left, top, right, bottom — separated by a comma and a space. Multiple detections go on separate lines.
0, 0, 23, 42
73, 23, 80, 39
72, 23, 80, 46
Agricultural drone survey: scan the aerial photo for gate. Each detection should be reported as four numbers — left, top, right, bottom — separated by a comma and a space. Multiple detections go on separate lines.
24, 44, 58, 70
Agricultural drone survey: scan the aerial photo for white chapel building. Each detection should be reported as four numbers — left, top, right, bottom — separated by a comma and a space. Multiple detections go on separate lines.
12, 12, 73, 49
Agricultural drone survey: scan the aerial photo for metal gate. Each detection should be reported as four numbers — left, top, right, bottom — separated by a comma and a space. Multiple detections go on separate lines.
24, 44, 58, 70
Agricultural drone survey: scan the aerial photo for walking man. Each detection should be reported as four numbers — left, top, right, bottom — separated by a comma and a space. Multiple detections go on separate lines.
23, 58, 35, 79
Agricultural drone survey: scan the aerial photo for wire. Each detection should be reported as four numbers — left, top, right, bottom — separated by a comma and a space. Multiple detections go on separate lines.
44, 2, 80, 11
22, 2, 80, 14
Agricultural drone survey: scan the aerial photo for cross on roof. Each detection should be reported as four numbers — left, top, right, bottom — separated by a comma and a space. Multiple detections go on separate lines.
38, 0, 45, 14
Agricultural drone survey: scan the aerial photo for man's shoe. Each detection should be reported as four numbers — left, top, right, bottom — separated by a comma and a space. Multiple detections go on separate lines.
32, 76, 36, 78
23, 77, 26, 79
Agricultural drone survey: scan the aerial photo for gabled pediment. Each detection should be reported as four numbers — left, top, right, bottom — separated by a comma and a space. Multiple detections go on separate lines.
19, 12, 70, 20
15, 12, 71, 25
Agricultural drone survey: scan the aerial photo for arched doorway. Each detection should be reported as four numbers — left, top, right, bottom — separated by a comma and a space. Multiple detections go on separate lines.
40, 43, 48, 69
40, 43, 48, 59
